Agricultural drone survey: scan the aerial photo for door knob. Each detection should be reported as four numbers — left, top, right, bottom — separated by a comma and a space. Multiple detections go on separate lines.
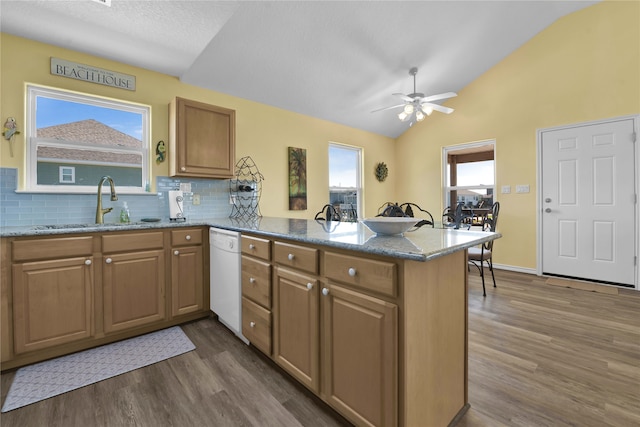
545, 208, 552, 213
545, 198, 551, 203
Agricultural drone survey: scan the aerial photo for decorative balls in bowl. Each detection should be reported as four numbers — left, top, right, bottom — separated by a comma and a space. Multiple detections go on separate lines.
360, 217, 419, 235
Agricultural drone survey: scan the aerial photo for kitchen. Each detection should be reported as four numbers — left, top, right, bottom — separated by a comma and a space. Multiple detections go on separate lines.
1, 1, 639, 426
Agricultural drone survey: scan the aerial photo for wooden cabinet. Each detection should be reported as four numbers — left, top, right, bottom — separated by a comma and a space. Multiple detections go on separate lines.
102, 232, 165, 333
171, 229, 204, 317
240, 235, 272, 355
266, 237, 398, 427
169, 97, 235, 179
2, 227, 211, 371
10, 236, 94, 354
273, 266, 320, 392
322, 283, 397, 427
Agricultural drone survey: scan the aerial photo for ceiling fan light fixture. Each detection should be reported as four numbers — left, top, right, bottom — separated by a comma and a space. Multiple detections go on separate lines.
403, 104, 414, 114
421, 106, 433, 116
416, 110, 425, 121
398, 111, 409, 121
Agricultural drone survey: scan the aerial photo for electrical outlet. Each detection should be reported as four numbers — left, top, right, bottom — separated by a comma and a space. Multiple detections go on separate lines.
501, 185, 511, 194
516, 184, 530, 193
192, 194, 201, 205
180, 182, 191, 193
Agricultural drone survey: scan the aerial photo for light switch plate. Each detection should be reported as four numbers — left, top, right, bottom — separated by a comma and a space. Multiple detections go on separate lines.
180, 182, 191, 193
501, 185, 511, 194
516, 184, 530, 193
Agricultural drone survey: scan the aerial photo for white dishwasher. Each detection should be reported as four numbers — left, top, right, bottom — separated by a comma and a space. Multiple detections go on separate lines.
210, 227, 248, 344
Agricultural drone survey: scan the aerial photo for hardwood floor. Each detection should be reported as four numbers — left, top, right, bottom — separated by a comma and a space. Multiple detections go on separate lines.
1, 269, 638, 427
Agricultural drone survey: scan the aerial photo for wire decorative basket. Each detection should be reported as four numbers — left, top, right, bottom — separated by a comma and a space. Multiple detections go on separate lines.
229, 156, 264, 218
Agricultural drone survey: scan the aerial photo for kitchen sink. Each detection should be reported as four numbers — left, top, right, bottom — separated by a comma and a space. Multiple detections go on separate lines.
31, 222, 143, 230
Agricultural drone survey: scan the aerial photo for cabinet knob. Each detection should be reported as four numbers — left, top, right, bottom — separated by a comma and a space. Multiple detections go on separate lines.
348, 267, 357, 277
85, 259, 92, 266
250, 321, 256, 328
180, 166, 186, 172
249, 244, 255, 250
105, 258, 112, 264
322, 288, 330, 296
185, 235, 191, 241
174, 250, 180, 255
287, 253, 295, 261
249, 277, 256, 284
306, 282, 313, 290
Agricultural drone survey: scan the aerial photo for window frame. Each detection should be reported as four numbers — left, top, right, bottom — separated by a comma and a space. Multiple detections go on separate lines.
58, 166, 76, 184
25, 84, 151, 194
328, 142, 363, 221
442, 140, 496, 211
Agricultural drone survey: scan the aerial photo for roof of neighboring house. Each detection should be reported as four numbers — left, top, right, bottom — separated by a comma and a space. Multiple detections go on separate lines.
38, 119, 142, 148
36, 119, 142, 165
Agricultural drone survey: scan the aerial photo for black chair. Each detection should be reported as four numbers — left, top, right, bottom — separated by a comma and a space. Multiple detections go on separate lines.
443, 203, 472, 229
314, 204, 341, 221
376, 204, 406, 217
399, 203, 434, 228
468, 202, 500, 296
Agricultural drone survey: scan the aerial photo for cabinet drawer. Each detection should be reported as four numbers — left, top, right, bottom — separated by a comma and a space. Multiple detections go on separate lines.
102, 231, 164, 253
242, 235, 270, 260
242, 297, 271, 355
325, 252, 397, 298
274, 241, 318, 274
13, 236, 93, 262
242, 256, 271, 308
171, 228, 203, 246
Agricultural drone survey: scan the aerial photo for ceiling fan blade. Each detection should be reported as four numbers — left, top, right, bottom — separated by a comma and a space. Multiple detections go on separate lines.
392, 93, 415, 102
371, 104, 405, 113
420, 92, 457, 103
421, 103, 454, 114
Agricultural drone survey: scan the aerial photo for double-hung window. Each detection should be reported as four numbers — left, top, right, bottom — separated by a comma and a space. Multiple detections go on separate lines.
328, 143, 362, 221
443, 140, 495, 210
26, 85, 150, 193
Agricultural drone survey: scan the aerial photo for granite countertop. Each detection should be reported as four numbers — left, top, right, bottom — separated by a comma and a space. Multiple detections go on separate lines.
1, 216, 500, 262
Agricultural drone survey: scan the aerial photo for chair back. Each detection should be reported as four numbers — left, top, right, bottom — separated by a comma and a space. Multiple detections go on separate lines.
399, 203, 434, 228
481, 202, 500, 250
377, 204, 407, 217
314, 204, 341, 221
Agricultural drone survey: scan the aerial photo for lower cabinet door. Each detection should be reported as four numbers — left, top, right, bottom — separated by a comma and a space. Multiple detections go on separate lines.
322, 283, 398, 427
103, 250, 166, 333
273, 267, 320, 393
171, 245, 204, 317
12, 257, 94, 354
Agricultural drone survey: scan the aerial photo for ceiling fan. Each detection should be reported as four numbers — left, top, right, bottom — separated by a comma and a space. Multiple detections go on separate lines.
372, 67, 457, 124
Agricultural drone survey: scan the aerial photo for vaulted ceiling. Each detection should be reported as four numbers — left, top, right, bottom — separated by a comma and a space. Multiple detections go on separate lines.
0, 1, 599, 138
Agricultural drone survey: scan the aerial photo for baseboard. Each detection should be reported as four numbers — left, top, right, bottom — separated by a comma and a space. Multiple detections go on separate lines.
491, 263, 536, 275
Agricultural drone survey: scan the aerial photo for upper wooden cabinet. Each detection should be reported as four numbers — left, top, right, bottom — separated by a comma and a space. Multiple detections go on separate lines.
169, 97, 236, 179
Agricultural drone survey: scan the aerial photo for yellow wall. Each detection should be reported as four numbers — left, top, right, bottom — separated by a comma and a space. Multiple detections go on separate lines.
395, 0, 640, 270
0, 33, 396, 218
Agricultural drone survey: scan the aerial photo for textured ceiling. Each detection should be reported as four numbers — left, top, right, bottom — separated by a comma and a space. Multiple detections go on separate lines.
0, 0, 599, 138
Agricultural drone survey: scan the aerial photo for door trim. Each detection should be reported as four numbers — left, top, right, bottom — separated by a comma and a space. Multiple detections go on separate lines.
536, 114, 640, 290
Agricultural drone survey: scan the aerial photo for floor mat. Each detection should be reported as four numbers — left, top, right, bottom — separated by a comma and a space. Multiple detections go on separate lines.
2, 326, 195, 412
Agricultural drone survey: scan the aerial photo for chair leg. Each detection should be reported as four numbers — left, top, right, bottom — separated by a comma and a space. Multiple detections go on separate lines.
480, 260, 486, 297
488, 259, 496, 288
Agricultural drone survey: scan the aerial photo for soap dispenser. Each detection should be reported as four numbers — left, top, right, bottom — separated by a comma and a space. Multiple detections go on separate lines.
120, 202, 130, 223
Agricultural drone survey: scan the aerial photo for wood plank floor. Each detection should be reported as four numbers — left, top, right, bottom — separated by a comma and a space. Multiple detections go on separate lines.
2, 269, 639, 427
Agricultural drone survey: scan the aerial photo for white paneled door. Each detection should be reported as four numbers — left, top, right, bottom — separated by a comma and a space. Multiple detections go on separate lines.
541, 118, 637, 286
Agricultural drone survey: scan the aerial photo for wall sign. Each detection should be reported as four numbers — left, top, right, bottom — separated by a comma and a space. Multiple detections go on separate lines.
51, 57, 136, 91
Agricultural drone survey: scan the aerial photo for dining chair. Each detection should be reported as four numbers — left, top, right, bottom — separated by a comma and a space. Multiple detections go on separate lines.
468, 201, 500, 296
314, 204, 341, 221
399, 203, 434, 228
443, 203, 472, 229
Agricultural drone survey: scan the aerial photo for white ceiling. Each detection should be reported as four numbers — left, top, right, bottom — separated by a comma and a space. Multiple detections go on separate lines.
0, 0, 599, 139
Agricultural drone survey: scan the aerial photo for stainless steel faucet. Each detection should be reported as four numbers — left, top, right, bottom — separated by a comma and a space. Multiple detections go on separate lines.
96, 176, 118, 224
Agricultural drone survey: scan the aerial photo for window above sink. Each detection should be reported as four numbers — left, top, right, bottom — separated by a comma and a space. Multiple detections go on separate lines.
25, 84, 151, 194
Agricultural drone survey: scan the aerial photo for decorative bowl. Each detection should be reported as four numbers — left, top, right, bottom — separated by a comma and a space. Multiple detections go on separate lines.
360, 217, 419, 235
